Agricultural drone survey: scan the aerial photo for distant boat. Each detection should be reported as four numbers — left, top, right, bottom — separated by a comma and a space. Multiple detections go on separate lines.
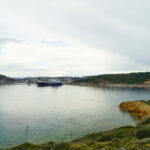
37, 80, 63, 87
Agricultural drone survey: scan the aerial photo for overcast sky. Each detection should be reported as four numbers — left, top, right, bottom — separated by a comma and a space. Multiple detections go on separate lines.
0, 0, 150, 77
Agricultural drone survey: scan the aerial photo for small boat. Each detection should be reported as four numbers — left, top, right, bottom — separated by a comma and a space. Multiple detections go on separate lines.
37, 80, 63, 87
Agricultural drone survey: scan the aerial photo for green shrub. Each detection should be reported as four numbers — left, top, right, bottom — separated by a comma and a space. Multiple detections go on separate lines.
98, 126, 137, 142
7, 142, 39, 150
140, 117, 150, 125
53, 142, 70, 150
99, 130, 125, 142
136, 126, 150, 139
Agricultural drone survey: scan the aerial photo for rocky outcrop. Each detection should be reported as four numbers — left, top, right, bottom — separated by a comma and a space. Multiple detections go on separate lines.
120, 101, 150, 120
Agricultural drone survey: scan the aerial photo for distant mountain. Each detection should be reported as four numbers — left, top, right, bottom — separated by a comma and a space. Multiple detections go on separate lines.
0, 74, 16, 84
71, 72, 150, 86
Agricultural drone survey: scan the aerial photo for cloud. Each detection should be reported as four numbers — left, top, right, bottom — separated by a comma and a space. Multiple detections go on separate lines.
40, 39, 69, 47
0, 50, 4, 55
0, 0, 150, 76
0, 63, 46, 72
0, 38, 22, 45
0, 63, 50, 77
0, 37, 23, 54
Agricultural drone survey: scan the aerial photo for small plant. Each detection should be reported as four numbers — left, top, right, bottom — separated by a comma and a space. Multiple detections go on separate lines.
136, 126, 150, 139
26, 124, 29, 143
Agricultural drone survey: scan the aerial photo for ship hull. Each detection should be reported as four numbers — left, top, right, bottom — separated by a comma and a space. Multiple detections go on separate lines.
37, 81, 63, 87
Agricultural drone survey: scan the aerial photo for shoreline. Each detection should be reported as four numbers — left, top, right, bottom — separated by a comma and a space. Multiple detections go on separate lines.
120, 100, 150, 122
70, 83, 150, 89
2, 82, 150, 89
7, 100, 150, 150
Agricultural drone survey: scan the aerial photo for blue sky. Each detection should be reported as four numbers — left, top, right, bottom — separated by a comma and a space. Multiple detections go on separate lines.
0, 0, 150, 77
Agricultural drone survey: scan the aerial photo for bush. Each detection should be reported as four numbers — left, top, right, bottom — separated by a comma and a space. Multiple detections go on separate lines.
99, 130, 125, 142
140, 117, 150, 125
98, 126, 137, 142
53, 142, 70, 150
136, 126, 150, 139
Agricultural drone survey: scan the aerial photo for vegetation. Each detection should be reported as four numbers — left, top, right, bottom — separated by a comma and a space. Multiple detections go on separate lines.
136, 125, 150, 139
72, 72, 150, 85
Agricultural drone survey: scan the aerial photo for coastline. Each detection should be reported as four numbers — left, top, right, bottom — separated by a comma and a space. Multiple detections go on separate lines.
120, 100, 150, 122
7, 100, 150, 150
70, 83, 150, 89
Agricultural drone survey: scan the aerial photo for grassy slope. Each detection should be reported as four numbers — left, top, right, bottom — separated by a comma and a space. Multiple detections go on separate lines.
72, 72, 150, 85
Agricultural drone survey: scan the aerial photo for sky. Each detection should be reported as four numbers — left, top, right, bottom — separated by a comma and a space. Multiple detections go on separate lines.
0, 0, 150, 77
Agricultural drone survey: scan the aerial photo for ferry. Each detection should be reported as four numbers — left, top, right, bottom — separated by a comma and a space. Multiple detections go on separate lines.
37, 80, 63, 87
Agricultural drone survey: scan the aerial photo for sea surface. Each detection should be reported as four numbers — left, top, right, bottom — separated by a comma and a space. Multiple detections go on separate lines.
0, 84, 150, 148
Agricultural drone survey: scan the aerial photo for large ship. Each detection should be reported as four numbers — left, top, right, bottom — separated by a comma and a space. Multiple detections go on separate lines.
37, 80, 63, 87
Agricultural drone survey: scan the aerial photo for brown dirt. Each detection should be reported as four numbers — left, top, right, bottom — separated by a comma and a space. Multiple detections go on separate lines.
98, 79, 109, 84
144, 80, 150, 85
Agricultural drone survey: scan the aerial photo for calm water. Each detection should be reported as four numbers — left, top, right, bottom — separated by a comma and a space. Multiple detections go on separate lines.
0, 84, 150, 148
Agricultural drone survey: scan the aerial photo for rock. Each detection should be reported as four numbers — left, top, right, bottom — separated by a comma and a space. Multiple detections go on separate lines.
119, 101, 150, 120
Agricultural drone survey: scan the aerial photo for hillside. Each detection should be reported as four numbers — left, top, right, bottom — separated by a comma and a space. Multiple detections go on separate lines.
71, 72, 150, 86
0, 74, 16, 84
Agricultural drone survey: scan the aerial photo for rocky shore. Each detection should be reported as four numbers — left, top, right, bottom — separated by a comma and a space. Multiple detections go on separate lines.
120, 100, 150, 121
